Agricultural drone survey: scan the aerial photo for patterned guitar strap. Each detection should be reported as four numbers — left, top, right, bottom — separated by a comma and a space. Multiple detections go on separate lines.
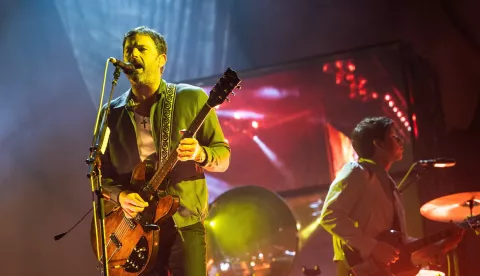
156, 82, 176, 192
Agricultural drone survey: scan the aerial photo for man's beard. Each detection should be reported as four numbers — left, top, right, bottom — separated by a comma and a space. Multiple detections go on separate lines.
130, 70, 155, 86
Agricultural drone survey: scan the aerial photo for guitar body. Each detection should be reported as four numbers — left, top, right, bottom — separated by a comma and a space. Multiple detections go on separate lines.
344, 230, 419, 276
91, 163, 180, 276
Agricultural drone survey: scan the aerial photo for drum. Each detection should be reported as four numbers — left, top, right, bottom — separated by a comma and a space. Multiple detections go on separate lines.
205, 186, 298, 276
416, 268, 445, 276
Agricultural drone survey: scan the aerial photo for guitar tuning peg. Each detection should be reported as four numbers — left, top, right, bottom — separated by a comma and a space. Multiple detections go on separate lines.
226, 97, 231, 102
236, 85, 242, 89
231, 92, 236, 96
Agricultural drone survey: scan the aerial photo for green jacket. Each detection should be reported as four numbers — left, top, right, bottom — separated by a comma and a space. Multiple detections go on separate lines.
101, 79, 230, 228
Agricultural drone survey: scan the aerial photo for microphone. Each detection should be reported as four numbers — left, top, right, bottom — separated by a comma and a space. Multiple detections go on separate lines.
417, 158, 456, 168
108, 57, 135, 74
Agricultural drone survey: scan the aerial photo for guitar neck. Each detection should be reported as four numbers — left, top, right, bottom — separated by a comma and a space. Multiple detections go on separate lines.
406, 220, 467, 253
406, 230, 451, 253
148, 103, 213, 191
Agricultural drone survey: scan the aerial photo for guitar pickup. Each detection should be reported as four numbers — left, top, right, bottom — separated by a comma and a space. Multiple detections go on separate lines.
110, 233, 122, 248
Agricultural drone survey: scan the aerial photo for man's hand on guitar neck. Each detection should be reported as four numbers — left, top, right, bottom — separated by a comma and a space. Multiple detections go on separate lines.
177, 129, 206, 164
371, 241, 400, 266
119, 191, 149, 218
411, 224, 465, 267
441, 225, 465, 253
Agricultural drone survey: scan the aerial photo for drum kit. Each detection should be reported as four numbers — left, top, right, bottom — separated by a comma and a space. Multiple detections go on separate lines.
205, 186, 480, 276
420, 192, 480, 223
417, 192, 480, 276
417, 191, 480, 276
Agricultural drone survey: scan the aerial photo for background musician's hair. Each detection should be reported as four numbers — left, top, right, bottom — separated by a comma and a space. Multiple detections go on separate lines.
351, 116, 394, 158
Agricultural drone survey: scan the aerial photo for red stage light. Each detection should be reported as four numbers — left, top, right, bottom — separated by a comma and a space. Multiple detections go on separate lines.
358, 78, 367, 87
252, 121, 259, 129
347, 63, 355, 72
385, 94, 391, 101
372, 92, 378, 99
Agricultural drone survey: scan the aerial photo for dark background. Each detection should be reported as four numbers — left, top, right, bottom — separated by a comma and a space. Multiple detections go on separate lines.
1, 0, 479, 275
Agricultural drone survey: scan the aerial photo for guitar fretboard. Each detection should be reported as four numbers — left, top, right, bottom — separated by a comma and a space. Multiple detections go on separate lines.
148, 103, 213, 191
406, 220, 468, 253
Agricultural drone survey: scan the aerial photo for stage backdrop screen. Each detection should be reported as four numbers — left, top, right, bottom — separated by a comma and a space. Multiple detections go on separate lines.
185, 44, 414, 202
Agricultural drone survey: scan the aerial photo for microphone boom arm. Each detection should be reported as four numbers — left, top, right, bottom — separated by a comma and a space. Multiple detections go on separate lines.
397, 161, 429, 194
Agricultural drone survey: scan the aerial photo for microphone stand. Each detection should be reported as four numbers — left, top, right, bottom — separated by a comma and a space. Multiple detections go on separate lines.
398, 162, 461, 276
397, 162, 429, 194
86, 66, 122, 276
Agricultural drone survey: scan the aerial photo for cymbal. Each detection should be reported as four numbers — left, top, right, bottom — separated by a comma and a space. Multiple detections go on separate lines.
420, 192, 480, 222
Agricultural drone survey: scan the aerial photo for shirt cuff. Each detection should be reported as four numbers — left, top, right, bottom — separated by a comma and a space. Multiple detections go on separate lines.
196, 146, 209, 167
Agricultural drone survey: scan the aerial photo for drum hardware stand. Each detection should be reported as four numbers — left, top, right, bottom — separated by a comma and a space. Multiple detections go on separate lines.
448, 198, 480, 276
302, 265, 321, 276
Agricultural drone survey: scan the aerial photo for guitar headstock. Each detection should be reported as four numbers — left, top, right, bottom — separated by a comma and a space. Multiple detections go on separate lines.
207, 67, 241, 108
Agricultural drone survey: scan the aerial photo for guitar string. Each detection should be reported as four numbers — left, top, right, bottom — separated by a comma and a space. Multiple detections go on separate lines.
110, 147, 186, 251
106, 218, 126, 253
103, 216, 132, 263
104, 214, 132, 262
108, 139, 208, 258
110, 190, 153, 254
108, 110, 212, 258
115, 216, 131, 242
116, 213, 141, 248
99, 217, 123, 259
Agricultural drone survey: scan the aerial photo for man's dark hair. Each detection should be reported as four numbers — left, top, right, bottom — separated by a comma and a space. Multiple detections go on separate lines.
351, 116, 394, 158
122, 26, 167, 56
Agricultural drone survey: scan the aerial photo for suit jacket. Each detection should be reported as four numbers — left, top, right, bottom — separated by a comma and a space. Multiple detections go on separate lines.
100, 79, 230, 228
319, 159, 407, 261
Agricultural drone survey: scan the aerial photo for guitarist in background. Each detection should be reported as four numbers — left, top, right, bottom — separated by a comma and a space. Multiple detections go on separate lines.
100, 26, 231, 276
319, 116, 463, 276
